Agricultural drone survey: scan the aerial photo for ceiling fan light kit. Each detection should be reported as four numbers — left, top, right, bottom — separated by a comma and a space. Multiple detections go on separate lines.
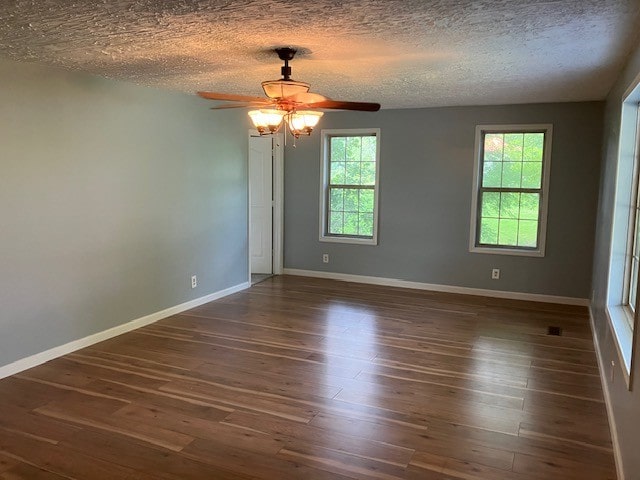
197, 47, 380, 140
286, 110, 324, 137
248, 109, 286, 135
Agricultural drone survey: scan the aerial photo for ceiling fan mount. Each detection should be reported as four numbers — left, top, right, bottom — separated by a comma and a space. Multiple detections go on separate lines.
275, 47, 297, 62
274, 47, 296, 80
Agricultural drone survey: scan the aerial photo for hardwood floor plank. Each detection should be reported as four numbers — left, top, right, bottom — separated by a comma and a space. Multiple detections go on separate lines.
60, 429, 253, 480
159, 379, 319, 423
0, 406, 81, 446
512, 452, 616, 480
0, 463, 69, 480
34, 401, 194, 452
182, 438, 355, 480
0, 276, 615, 479
310, 411, 515, 471
0, 453, 19, 473
0, 427, 157, 480
278, 444, 408, 480
223, 410, 416, 467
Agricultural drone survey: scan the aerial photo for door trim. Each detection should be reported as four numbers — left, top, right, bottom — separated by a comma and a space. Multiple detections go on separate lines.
272, 133, 284, 275
247, 130, 284, 282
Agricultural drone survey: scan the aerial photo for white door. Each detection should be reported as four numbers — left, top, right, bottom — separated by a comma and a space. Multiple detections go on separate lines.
249, 134, 273, 274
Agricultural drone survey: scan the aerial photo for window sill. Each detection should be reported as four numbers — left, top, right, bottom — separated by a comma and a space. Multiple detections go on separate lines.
605, 305, 633, 387
319, 235, 378, 246
470, 245, 544, 257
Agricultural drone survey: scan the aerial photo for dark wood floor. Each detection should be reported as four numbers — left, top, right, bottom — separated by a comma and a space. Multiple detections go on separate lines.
0, 275, 616, 479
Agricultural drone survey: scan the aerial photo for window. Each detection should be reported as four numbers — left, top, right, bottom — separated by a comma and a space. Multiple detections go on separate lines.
470, 124, 552, 257
607, 91, 640, 385
319, 129, 380, 245
622, 108, 640, 329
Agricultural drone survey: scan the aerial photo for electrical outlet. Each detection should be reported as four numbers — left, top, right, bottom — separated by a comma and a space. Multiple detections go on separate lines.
322, 254, 329, 264
491, 268, 500, 280
191, 275, 197, 289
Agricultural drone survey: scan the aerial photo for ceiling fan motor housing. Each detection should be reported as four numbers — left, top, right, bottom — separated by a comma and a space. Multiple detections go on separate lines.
261, 79, 310, 99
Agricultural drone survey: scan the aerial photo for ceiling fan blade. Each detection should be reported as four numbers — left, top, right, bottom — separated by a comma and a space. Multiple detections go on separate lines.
306, 100, 381, 112
197, 91, 268, 103
209, 102, 271, 110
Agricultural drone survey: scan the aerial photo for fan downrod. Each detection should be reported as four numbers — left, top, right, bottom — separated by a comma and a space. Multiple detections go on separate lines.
275, 47, 297, 80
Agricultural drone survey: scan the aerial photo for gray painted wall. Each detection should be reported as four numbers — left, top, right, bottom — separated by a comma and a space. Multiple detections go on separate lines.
591, 38, 640, 478
0, 58, 248, 367
284, 102, 603, 299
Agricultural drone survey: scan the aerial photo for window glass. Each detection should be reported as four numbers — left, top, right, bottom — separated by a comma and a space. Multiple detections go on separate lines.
470, 125, 552, 256
321, 130, 380, 244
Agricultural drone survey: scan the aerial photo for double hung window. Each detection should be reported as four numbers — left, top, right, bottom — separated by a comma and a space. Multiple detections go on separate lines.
470, 125, 553, 257
320, 129, 380, 245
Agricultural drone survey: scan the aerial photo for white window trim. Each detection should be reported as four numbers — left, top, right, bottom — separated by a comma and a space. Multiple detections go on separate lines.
469, 124, 553, 257
606, 72, 640, 388
606, 306, 634, 386
319, 128, 381, 245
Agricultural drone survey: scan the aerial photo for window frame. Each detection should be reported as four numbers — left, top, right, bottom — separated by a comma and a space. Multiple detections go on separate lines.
319, 128, 381, 245
469, 124, 553, 257
605, 78, 640, 388
622, 108, 640, 329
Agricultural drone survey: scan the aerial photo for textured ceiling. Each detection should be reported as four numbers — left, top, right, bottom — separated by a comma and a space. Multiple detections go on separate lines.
0, 0, 639, 108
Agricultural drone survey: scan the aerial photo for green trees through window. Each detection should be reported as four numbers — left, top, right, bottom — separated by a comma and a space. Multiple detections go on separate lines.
322, 130, 379, 243
472, 126, 551, 255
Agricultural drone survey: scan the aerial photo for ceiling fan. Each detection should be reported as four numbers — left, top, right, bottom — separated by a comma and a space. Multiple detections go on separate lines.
197, 47, 381, 138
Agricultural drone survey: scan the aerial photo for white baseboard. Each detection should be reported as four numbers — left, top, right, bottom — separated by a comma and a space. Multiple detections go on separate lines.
589, 307, 625, 480
0, 281, 250, 380
283, 269, 589, 306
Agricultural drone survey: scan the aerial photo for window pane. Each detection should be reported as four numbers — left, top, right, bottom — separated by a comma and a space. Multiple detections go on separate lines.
343, 212, 359, 235
519, 193, 540, 220
502, 162, 522, 188
522, 162, 542, 188
503, 133, 524, 162
359, 189, 374, 213
361, 136, 376, 162
498, 219, 518, 245
517, 220, 538, 247
484, 134, 504, 162
343, 189, 359, 212
523, 133, 544, 162
330, 188, 344, 212
481, 192, 500, 218
345, 162, 361, 185
482, 162, 502, 187
329, 211, 343, 235
330, 162, 346, 184
500, 192, 520, 219
331, 137, 346, 161
358, 213, 374, 236
361, 162, 376, 185
479, 217, 499, 244
346, 137, 362, 161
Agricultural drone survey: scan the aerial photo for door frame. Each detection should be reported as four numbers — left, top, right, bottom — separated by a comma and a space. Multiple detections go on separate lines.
247, 130, 284, 281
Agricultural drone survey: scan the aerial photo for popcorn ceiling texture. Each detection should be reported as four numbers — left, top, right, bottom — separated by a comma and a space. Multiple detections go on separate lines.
0, 0, 638, 108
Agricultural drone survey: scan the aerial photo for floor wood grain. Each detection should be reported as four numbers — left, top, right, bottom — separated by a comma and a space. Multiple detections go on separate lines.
0, 275, 616, 479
